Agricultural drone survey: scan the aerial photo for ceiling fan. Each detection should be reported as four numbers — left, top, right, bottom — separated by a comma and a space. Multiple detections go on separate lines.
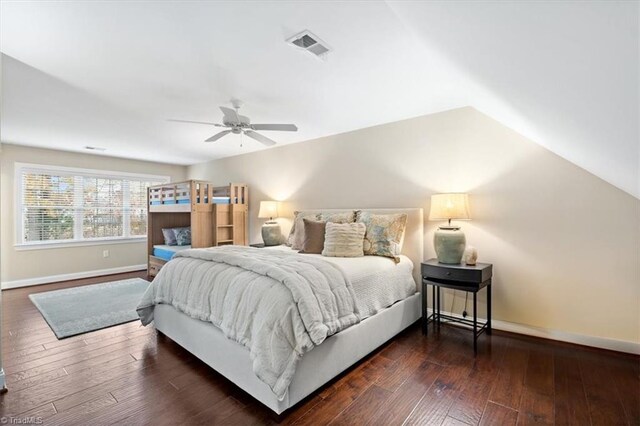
168, 102, 298, 146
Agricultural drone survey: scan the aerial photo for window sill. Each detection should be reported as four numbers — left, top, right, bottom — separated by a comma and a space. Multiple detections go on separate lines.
14, 237, 147, 251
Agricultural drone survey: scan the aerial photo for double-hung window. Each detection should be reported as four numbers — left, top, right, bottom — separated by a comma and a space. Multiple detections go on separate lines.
16, 163, 168, 248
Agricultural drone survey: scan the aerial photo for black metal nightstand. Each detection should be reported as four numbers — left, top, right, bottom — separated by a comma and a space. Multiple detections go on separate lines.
421, 259, 493, 355
250, 243, 266, 248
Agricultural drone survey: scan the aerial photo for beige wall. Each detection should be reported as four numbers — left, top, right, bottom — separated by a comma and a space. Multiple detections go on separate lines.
189, 107, 640, 346
0, 144, 187, 284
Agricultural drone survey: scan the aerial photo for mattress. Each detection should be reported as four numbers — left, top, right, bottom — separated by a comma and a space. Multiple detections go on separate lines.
266, 246, 416, 319
150, 199, 191, 205
152, 244, 192, 261
150, 197, 232, 205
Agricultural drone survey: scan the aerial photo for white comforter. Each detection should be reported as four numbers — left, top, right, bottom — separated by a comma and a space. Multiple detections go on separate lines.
137, 246, 360, 400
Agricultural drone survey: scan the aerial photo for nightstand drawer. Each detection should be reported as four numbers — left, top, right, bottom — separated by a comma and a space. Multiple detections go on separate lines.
422, 261, 491, 283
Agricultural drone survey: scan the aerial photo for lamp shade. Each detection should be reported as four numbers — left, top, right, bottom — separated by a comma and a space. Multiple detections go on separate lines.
258, 201, 279, 219
429, 193, 471, 221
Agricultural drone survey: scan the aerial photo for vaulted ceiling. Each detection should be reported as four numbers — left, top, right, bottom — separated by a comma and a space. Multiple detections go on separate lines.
1, 1, 638, 198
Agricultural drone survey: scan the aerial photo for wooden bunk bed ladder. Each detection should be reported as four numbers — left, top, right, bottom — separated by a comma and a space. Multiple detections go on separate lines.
213, 183, 248, 246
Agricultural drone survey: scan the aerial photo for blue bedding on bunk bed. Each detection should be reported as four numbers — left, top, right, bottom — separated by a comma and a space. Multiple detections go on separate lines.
150, 199, 191, 205
153, 245, 191, 261
150, 197, 232, 206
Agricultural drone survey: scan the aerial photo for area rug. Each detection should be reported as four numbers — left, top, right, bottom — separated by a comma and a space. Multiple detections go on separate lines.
29, 278, 150, 339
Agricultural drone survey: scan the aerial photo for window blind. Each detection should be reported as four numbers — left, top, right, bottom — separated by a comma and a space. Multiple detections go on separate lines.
22, 173, 76, 242
82, 177, 124, 239
128, 180, 157, 237
18, 165, 166, 245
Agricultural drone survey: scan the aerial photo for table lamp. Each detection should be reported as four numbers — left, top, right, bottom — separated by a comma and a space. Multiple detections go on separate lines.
429, 193, 471, 264
258, 201, 281, 246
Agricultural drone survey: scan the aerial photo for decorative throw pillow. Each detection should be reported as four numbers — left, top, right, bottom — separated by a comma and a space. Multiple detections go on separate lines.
320, 211, 356, 224
287, 211, 322, 250
357, 212, 408, 262
173, 227, 191, 246
299, 219, 326, 254
162, 228, 178, 246
322, 222, 366, 258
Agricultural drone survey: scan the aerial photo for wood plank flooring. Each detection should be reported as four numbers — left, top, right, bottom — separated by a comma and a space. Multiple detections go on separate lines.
1, 272, 638, 425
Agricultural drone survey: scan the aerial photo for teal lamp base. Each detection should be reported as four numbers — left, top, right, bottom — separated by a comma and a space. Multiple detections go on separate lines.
434, 226, 466, 264
261, 221, 282, 246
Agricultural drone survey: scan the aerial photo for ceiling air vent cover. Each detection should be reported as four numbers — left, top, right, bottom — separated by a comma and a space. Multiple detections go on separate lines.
287, 31, 331, 60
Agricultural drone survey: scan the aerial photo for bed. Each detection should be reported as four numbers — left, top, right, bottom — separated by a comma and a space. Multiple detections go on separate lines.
146, 208, 423, 414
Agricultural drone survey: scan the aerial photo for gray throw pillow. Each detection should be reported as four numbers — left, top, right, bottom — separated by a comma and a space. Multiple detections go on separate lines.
162, 228, 177, 246
299, 219, 326, 254
173, 227, 191, 246
287, 211, 322, 250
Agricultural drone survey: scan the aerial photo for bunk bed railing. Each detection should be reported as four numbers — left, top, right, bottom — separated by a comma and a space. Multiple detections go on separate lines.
148, 181, 248, 208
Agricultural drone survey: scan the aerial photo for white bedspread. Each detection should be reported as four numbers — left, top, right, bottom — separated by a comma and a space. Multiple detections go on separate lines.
265, 246, 417, 319
136, 246, 359, 400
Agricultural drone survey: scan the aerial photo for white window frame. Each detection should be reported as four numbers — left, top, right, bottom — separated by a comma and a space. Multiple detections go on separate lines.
15, 162, 169, 250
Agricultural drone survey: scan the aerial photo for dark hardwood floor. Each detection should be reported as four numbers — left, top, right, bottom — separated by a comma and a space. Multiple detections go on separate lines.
1, 272, 638, 425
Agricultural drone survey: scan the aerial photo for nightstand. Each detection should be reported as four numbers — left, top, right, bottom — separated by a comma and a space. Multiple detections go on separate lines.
250, 243, 266, 248
421, 259, 493, 355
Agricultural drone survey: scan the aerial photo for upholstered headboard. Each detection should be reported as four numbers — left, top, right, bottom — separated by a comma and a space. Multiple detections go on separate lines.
293, 208, 424, 285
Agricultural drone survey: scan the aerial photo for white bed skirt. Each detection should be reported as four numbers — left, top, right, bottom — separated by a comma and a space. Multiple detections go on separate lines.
153, 292, 421, 414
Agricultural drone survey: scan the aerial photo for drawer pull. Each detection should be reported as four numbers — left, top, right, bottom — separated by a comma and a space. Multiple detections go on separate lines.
446, 272, 452, 276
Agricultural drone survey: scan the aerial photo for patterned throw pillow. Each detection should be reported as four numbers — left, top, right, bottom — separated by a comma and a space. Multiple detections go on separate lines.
320, 211, 356, 224
357, 212, 408, 262
287, 211, 322, 250
162, 228, 178, 246
173, 227, 191, 246
322, 222, 366, 258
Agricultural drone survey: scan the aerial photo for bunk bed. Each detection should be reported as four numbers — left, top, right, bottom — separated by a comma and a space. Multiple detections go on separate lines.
147, 180, 248, 277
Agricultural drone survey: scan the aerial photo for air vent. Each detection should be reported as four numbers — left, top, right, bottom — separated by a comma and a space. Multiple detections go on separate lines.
287, 31, 331, 60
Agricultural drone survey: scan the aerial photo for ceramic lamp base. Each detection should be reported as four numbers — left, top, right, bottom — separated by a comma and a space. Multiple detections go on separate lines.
261, 222, 281, 246
434, 226, 466, 264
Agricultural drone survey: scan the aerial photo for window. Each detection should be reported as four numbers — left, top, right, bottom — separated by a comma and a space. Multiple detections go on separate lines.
16, 163, 168, 247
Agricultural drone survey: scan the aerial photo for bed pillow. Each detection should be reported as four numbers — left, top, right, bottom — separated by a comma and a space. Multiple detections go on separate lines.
357, 211, 408, 263
299, 219, 326, 254
322, 222, 366, 258
162, 228, 178, 246
173, 227, 191, 246
320, 211, 356, 224
287, 211, 322, 250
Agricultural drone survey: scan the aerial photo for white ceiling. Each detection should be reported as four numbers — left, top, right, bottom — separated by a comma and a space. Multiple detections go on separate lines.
0, 1, 469, 163
1, 1, 638, 198
387, 1, 639, 199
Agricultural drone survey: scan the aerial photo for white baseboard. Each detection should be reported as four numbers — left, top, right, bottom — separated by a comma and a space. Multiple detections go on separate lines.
428, 308, 640, 355
2, 272, 637, 355
1, 264, 147, 290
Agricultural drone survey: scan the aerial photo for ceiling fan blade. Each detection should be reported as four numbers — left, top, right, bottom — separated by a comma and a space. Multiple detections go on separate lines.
168, 119, 224, 127
220, 106, 240, 124
250, 124, 298, 132
205, 130, 232, 142
244, 130, 276, 146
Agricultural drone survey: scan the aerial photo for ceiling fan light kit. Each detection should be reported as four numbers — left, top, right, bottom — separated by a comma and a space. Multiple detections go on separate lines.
169, 104, 298, 147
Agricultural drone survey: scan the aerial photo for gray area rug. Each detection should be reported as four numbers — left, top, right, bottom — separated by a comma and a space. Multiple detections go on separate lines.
29, 278, 150, 339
